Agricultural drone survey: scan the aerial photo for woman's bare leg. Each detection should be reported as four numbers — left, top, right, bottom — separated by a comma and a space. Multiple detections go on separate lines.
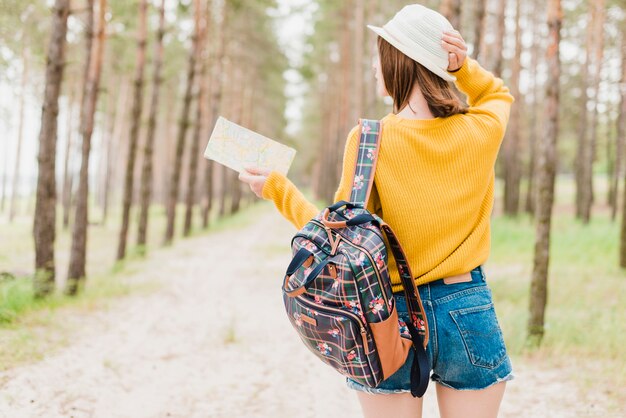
436, 381, 507, 418
355, 391, 423, 418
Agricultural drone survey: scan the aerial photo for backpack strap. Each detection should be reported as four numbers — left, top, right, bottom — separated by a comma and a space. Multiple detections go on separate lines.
346, 118, 430, 397
379, 219, 430, 398
349, 119, 382, 208
347, 118, 429, 346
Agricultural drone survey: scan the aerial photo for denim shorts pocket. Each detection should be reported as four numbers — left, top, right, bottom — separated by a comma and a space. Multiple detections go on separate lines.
449, 303, 507, 369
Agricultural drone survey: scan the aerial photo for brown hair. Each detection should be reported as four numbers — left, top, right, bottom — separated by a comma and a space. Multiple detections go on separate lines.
377, 36, 468, 117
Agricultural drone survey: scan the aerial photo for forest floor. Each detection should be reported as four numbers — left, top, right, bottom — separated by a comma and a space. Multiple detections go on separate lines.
0, 203, 619, 417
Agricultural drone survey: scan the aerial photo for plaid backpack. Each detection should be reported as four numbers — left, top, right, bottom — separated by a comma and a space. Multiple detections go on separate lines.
281, 119, 430, 397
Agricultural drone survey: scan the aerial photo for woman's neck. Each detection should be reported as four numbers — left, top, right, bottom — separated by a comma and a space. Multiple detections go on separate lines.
395, 86, 435, 120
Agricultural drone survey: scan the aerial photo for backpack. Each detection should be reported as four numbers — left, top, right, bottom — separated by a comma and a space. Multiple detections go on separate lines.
281, 119, 430, 397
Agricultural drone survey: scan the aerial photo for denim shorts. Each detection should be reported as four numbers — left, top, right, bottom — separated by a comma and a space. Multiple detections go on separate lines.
345, 265, 514, 393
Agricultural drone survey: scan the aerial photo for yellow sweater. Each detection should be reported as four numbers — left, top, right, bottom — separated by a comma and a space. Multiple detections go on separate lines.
261, 57, 515, 293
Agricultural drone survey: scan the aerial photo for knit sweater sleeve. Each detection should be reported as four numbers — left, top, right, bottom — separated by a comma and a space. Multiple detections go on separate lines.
447, 57, 515, 142
261, 125, 364, 230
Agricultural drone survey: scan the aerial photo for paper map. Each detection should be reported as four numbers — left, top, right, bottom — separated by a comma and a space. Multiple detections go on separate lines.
204, 116, 296, 176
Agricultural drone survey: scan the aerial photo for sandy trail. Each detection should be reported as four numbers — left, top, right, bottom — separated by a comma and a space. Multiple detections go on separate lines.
0, 205, 614, 417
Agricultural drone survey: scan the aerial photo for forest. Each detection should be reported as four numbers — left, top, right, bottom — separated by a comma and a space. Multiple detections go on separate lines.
0, 0, 625, 416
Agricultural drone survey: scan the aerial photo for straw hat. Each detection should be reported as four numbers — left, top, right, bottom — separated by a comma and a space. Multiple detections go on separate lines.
367, 4, 456, 82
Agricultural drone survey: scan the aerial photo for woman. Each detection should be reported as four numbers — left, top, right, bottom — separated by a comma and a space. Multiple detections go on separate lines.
239, 4, 515, 418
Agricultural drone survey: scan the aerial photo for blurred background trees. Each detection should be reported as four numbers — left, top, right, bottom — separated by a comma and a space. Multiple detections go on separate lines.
0, 0, 625, 346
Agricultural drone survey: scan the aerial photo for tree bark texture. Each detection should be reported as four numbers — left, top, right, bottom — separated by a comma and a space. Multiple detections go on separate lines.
137, 0, 165, 248
10, 46, 28, 222
33, 0, 70, 298
117, 0, 148, 260
164, 0, 201, 245
503, 0, 523, 216
184, 2, 207, 236
528, 0, 561, 346
610, 11, 625, 220
472, 0, 486, 60
66, 0, 107, 294
439, 0, 462, 30
202, 3, 226, 228
575, 0, 604, 223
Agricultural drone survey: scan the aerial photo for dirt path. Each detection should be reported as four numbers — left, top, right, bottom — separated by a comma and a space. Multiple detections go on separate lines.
0, 204, 614, 417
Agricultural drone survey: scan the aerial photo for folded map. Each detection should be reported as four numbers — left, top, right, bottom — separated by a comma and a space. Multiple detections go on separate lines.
204, 116, 297, 176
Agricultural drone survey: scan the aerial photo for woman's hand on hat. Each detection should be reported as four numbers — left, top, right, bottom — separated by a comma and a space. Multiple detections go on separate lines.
441, 29, 467, 72
238, 165, 273, 199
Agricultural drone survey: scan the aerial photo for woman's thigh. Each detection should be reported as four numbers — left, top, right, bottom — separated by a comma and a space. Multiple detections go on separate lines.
436, 381, 507, 418
355, 391, 424, 418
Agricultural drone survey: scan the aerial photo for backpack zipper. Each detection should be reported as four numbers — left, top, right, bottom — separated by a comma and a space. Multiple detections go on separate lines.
308, 219, 390, 312
295, 294, 374, 356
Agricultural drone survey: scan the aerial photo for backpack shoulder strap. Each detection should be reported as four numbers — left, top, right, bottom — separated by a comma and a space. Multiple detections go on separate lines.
349, 119, 382, 208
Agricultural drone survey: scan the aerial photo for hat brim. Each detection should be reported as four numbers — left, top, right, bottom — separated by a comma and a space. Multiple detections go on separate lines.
367, 24, 456, 82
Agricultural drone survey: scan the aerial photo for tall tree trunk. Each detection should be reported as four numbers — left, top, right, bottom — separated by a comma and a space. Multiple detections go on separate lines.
472, 0, 487, 60
164, 0, 201, 245
503, 0, 523, 216
104, 78, 130, 224
527, 0, 561, 346
613, 28, 626, 222
33, 0, 70, 298
588, 0, 605, 208
1, 139, 8, 214
576, 0, 604, 223
352, 0, 364, 123
10, 47, 29, 222
439, 0, 462, 30
184, 2, 207, 236
219, 31, 231, 217
66, 0, 107, 294
365, 0, 381, 116
325, 72, 341, 203
228, 39, 244, 216
62, 82, 76, 229
137, 0, 165, 248
525, 0, 545, 215
491, 0, 506, 77
117, 0, 147, 260
329, 1, 352, 204
202, 2, 226, 228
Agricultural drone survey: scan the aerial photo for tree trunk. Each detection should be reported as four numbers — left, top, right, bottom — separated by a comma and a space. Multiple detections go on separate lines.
365, 0, 381, 116
352, 0, 364, 123
33, 0, 70, 298
575, 0, 604, 223
1, 139, 8, 214
218, 11, 232, 220
10, 47, 29, 223
527, 0, 561, 346
472, 0, 487, 60
62, 82, 76, 229
588, 0, 605, 207
331, 1, 352, 204
117, 0, 147, 260
503, 0, 523, 216
104, 78, 130, 224
439, 0, 462, 30
137, 0, 165, 248
202, 2, 226, 228
228, 41, 244, 215
613, 28, 626, 222
491, 0, 506, 77
164, 0, 201, 245
184, 2, 207, 236
66, 0, 107, 294
525, 0, 545, 215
